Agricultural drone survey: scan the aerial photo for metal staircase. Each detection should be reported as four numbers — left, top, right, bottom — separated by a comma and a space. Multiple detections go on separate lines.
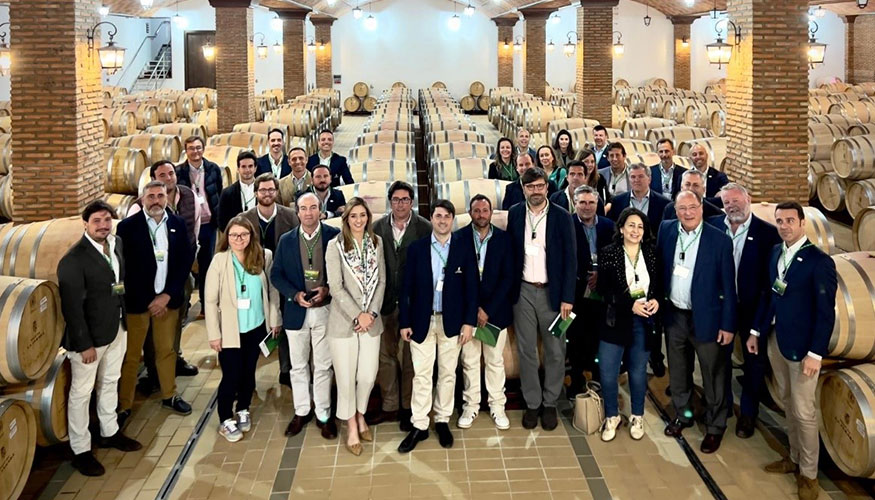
131, 44, 171, 93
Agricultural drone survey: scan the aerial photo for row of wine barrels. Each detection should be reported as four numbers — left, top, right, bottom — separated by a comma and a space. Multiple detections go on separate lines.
566, 127, 623, 152
0, 399, 36, 500
423, 118, 476, 134
661, 98, 699, 123
432, 158, 491, 183
191, 109, 217, 137
0, 276, 64, 385
809, 160, 831, 200
749, 202, 836, 255
102, 193, 138, 218
347, 160, 417, 184
264, 108, 317, 136
428, 141, 494, 165
520, 105, 568, 134
337, 181, 414, 215
145, 123, 208, 142
850, 123, 875, 137
141, 98, 179, 123
356, 130, 415, 147
426, 130, 486, 146
363, 119, 416, 134
348, 143, 416, 163
104, 147, 147, 195
831, 134, 875, 180
622, 118, 676, 140
108, 134, 183, 166
685, 102, 724, 128
709, 110, 726, 137
818, 172, 850, 212
232, 122, 295, 152
846, 179, 875, 219
645, 126, 713, 149
810, 95, 848, 115
546, 118, 600, 147
208, 132, 269, 157
122, 102, 159, 129
810, 113, 860, 128
0, 351, 70, 446
102, 109, 138, 138
829, 101, 875, 122
433, 179, 510, 214
0, 175, 12, 220
613, 139, 654, 155
809, 123, 845, 162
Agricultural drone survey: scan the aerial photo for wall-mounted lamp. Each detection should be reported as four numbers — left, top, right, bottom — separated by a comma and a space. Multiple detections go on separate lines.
87, 21, 126, 74
98, 4, 110, 16
273, 41, 283, 54
807, 21, 826, 68
0, 23, 10, 77
318, 39, 326, 50
172, 0, 188, 28
706, 19, 741, 69
464, 3, 475, 16
270, 14, 283, 31
202, 41, 216, 60
681, 36, 689, 48
307, 37, 316, 51
253, 32, 268, 59
513, 35, 524, 51
364, 14, 378, 30
564, 31, 578, 57
857, 0, 868, 8
547, 39, 555, 52
613, 31, 624, 57
549, 13, 561, 24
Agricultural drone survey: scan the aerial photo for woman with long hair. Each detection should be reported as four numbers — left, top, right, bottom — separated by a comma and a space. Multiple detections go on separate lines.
577, 148, 610, 203
552, 129, 576, 170
537, 145, 567, 190
205, 215, 281, 442
325, 197, 387, 456
488, 137, 517, 181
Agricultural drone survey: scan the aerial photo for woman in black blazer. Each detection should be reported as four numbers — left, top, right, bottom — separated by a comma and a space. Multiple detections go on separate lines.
595, 207, 662, 443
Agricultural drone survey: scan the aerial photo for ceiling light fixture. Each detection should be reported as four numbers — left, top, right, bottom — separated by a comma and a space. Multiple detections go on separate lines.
448, 2, 461, 31
98, 4, 110, 16
464, 3, 475, 16
172, 0, 187, 29
271, 14, 283, 31
549, 12, 561, 24
364, 14, 377, 30
140, 0, 153, 9
353, 6, 363, 19
644, 2, 651, 26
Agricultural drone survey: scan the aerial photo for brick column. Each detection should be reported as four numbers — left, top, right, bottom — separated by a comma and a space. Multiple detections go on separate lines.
493, 17, 516, 88
723, 0, 809, 202
211, 0, 254, 133
9, 0, 103, 221
275, 8, 310, 100
519, 8, 552, 99
671, 16, 696, 90
311, 16, 335, 89
850, 15, 875, 83
845, 16, 856, 83
575, 1, 616, 124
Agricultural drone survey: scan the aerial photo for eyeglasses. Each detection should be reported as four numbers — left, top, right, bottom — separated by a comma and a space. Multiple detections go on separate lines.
675, 204, 702, 213
228, 232, 251, 240
257, 188, 277, 194
524, 183, 548, 191
186, 146, 204, 152
391, 197, 412, 205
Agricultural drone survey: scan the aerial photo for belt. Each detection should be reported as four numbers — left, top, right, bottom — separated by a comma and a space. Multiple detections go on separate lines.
523, 281, 548, 289
670, 304, 692, 314
433, 311, 442, 316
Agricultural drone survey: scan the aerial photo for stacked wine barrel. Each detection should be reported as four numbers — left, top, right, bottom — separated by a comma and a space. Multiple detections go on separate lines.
490, 89, 572, 148
459, 81, 490, 113
343, 81, 377, 114
613, 79, 726, 137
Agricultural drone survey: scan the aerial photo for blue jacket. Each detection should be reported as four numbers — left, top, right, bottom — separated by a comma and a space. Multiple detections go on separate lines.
255, 153, 292, 179
270, 223, 340, 330
705, 168, 729, 199
306, 153, 354, 187
507, 202, 578, 310
753, 242, 837, 361
176, 159, 223, 229
573, 214, 615, 252
706, 214, 781, 336
606, 190, 671, 235
398, 233, 479, 344
502, 179, 558, 211
548, 189, 606, 217
116, 210, 195, 314
455, 224, 515, 329
649, 164, 687, 200
594, 146, 610, 170
657, 219, 737, 342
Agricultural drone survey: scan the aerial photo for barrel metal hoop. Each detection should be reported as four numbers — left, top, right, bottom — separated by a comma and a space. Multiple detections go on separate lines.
833, 257, 856, 357
6, 280, 30, 380
38, 354, 64, 443
837, 369, 875, 477
9, 222, 36, 276
0, 277, 23, 384
494, 181, 503, 208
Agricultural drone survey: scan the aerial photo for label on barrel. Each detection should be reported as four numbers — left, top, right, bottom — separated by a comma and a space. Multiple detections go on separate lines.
40, 296, 48, 313
9, 417, 16, 438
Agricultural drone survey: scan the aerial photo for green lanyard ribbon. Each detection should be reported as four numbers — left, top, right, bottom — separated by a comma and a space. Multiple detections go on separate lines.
779, 241, 812, 280
677, 223, 703, 261
301, 226, 321, 267
526, 205, 549, 240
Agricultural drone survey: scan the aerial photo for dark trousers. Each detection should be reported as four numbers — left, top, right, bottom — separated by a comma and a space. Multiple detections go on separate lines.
730, 331, 768, 418
196, 224, 217, 306
666, 307, 729, 435
217, 323, 265, 422
567, 298, 603, 394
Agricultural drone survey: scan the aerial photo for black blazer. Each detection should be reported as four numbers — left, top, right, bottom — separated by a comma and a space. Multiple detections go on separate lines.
256, 153, 292, 179
57, 236, 126, 352
663, 199, 723, 221
116, 211, 195, 314
506, 202, 577, 310
548, 188, 606, 217
594, 147, 610, 170
705, 168, 730, 199
373, 213, 432, 314
306, 153, 354, 187
596, 242, 662, 349
573, 219, 594, 301
176, 159, 223, 229
217, 181, 247, 233
706, 214, 782, 336
501, 179, 559, 211
649, 164, 687, 200
606, 190, 671, 234
398, 233, 479, 343
455, 224, 515, 329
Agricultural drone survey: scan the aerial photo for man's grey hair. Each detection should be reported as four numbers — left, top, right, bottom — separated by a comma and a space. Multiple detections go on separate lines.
141, 180, 166, 198
296, 191, 322, 210
628, 162, 651, 178
681, 169, 705, 182
573, 184, 597, 202
719, 182, 749, 197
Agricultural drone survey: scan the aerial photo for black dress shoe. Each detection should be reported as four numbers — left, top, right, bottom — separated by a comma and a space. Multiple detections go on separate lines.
736, 415, 755, 439
279, 372, 291, 388
650, 361, 666, 378
664, 418, 693, 437
285, 412, 313, 436
71, 451, 105, 477
700, 433, 723, 454
522, 408, 540, 429
366, 410, 398, 426
176, 357, 199, 377
117, 409, 131, 429
398, 428, 429, 453
162, 395, 193, 415
435, 423, 454, 448
541, 407, 559, 431
99, 431, 143, 451
399, 408, 413, 432
317, 417, 338, 439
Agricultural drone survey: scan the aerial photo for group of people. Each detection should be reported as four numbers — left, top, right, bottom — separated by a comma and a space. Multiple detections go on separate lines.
58, 125, 836, 500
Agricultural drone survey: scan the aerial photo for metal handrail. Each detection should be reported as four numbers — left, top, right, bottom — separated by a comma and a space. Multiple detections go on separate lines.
118, 20, 170, 91
144, 46, 170, 91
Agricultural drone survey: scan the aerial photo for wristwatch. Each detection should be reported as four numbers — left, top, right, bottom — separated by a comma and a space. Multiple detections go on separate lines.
370, 311, 378, 319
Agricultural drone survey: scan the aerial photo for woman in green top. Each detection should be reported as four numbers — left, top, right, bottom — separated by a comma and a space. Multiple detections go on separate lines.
488, 137, 518, 181
205, 216, 281, 443
538, 145, 567, 190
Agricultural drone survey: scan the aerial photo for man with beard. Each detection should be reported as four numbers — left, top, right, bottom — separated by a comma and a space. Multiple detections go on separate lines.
256, 128, 292, 179
306, 130, 354, 186
706, 183, 780, 438
306, 164, 346, 219
689, 143, 729, 205
218, 151, 259, 232
116, 181, 195, 426
650, 139, 686, 199
502, 153, 558, 210
279, 148, 313, 207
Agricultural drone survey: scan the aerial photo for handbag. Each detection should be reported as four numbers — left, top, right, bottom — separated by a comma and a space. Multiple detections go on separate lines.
572, 381, 605, 435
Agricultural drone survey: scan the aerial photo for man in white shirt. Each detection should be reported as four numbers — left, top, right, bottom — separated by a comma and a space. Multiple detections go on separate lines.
217, 151, 258, 232
279, 148, 313, 207
256, 128, 291, 179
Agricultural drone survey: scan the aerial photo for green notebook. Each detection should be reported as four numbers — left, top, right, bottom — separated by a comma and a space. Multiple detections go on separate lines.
474, 323, 501, 347
259, 332, 280, 357
549, 312, 576, 340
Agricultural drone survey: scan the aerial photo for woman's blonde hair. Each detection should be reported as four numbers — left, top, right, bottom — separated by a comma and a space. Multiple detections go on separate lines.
218, 215, 265, 274
340, 197, 375, 252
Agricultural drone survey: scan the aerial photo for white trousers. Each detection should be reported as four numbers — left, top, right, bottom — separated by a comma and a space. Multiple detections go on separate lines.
67, 326, 127, 455
329, 333, 381, 421
286, 306, 333, 419
460, 330, 508, 413
409, 316, 462, 431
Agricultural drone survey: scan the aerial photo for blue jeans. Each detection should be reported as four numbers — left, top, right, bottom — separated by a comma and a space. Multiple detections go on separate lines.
598, 317, 650, 417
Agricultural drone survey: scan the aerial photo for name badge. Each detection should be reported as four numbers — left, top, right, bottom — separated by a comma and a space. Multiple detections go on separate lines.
673, 265, 690, 278
772, 278, 787, 296
525, 244, 540, 257
436, 279, 444, 292
303, 269, 320, 281
154, 250, 166, 262
237, 298, 251, 310
629, 285, 645, 300
111, 281, 125, 296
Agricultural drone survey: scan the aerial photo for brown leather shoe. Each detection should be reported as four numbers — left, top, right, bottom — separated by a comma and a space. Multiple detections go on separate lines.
285, 412, 313, 436
365, 410, 398, 426
764, 456, 800, 474
797, 475, 820, 500
700, 433, 723, 454
316, 417, 338, 439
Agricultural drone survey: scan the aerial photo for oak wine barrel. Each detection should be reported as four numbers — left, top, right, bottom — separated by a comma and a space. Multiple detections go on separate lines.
749, 202, 836, 255
423, 119, 477, 134
808, 160, 831, 200
232, 122, 294, 151
122, 102, 159, 129
709, 110, 726, 137
853, 208, 875, 251
145, 123, 209, 141
810, 113, 859, 128
477, 96, 490, 111
344, 96, 362, 113
677, 137, 727, 170
0, 277, 64, 385
831, 134, 875, 179
547, 118, 600, 147
818, 172, 850, 212
846, 180, 875, 219
337, 182, 408, 214
829, 101, 875, 123
849, 123, 875, 137
684, 102, 723, 128
828, 252, 875, 362
622, 118, 676, 140
107, 134, 183, 166
362, 96, 377, 113
432, 158, 491, 183
348, 143, 417, 162
142, 98, 179, 123
391, 81, 406, 89
460, 96, 476, 112
353, 82, 369, 98
646, 126, 713, 149
426, 130, 486, 146
427, 141, 494, 164
0, 133, 10, 176
102, 109, 137, 138
520, 106, 568, 133
0, 175, 12, 220
431, 81, 447, 89
191, 109, 217, 137
817, 362, 875, 478
346, 160, 417, 183
0, 351, 70, 446
363, 120, 417, 133
612, 105, 631, 129
809, 123, 846, 162
356, 130, 415, 146
433, 179, 510, 213
662, 98, 699, 123
264, 108, 317, 136
613, 139, 655, 155
469, 81, 485, 97
0, 399, 36, 500
102, 193, 138, 218
104, 146, 147, 195
207, 132, 269, 157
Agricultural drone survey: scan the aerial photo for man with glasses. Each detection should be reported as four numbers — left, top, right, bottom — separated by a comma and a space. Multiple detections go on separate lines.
507, 168, 577, 431
502, 153, 558, 210
279, 148, 313, 207
657, 190, 737, 454
368, 181, 431, 431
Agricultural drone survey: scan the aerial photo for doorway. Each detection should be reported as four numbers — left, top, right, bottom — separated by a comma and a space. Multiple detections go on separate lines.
184, 31, 216, 89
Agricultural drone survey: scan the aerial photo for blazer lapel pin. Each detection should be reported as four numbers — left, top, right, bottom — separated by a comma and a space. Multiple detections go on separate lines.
747, 236, 753, 241
170, 228, 177, 233
454, 267, 462, 274
796, 257, 803, 262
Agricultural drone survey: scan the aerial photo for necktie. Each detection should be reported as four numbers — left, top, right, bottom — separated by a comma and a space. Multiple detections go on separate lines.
102, 240, 111, 259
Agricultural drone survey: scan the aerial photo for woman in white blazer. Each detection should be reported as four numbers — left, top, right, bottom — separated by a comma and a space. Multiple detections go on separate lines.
325, 197, 386, 456
205, 215, 281, 443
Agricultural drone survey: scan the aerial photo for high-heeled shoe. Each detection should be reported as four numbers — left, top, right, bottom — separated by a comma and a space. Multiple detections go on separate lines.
345, 441, 363, 456
359, 428, 373, 442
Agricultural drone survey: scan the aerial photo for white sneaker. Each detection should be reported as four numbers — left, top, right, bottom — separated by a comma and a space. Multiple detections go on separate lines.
236, 410, 251, 432
457, 409, 478, 429
629, 415, 645, 440
601, 415, 622, 442
490, 408, 510, 430
219, 419, 243, 442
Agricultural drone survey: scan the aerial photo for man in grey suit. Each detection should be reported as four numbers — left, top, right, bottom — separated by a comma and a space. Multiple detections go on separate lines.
367, 181, 432, 431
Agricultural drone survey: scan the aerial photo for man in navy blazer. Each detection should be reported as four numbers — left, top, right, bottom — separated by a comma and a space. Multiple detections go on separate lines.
650, 138, 687, 199
454, 195, 515, 431
398, 200, 478, 453
304, 164, 347, 219
606, 163, 670, 234
116, 181, 195, 422
592, 125, 611, 170
663, 169, 723, 221
306, 130, 354, 186
549, 160, 606, 216
217, 151, 258, 232
502, 153, 558, 210
747, 202, 836, 497
689, 143, 729, 205
255, 128, 292, 179
507, 168, 577, 431
705, 183, 781, 439
657, 190, 737, 454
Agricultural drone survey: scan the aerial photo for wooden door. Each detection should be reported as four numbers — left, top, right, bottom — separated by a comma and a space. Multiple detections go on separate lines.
185, 31, 216, 89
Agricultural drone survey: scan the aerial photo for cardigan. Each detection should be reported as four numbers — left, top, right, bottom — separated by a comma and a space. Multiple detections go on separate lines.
324, 234, 387, 339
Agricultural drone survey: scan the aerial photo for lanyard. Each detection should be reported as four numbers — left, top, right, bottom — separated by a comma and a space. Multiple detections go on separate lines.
232, 254, 248, 293
431, 240, 449, 271
677, 223, 702, 261
473, 226, 492, 266
301, 226, 321, 267
727, 225, 750, 242
779, 241, 812, 280
526, 204, 549, 240
148, 218, 166, 248
661, 167, 673, 190
623, 245, 641, 283
610, 169, 627, 193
